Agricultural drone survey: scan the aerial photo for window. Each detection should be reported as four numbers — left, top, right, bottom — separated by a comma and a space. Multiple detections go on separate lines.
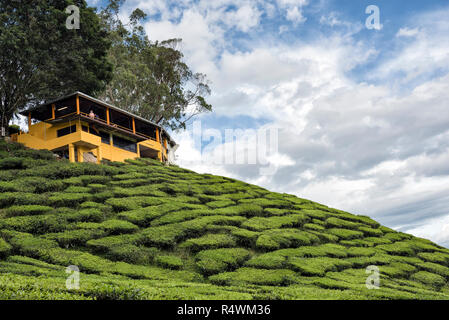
57, 125, 77, 137
90, 128, 110, 144
55, 97, 77, 118
113, 135, 137, 153
82, 125, 89, 132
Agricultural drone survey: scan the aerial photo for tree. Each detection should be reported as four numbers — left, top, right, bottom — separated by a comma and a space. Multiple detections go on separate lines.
0, 0, 112, 136
98, 1, 212, 130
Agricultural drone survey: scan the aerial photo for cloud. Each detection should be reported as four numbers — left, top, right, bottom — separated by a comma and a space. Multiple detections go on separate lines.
106, 1, 449, 247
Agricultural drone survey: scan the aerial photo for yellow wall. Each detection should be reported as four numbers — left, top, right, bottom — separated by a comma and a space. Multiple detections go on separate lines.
17, 120, 162, 164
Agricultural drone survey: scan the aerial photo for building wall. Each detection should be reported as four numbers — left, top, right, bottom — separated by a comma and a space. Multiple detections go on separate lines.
15, 120, 163, 164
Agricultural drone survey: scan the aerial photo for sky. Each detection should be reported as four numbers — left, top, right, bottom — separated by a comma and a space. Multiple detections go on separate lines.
86, 0, 449, 247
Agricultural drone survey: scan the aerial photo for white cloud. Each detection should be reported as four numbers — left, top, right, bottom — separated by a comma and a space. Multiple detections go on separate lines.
110, 1, 449, 247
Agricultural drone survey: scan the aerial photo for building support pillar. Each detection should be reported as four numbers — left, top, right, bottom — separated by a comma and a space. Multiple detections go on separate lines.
68, 144, 75, 163
96, 146, 102, 164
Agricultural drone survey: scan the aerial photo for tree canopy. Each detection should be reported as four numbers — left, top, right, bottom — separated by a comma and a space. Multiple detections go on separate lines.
98, 1, 212, 130
0, 0, 112, 135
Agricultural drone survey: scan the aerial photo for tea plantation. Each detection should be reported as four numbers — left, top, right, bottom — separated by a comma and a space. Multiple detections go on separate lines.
1, 140, 449, 300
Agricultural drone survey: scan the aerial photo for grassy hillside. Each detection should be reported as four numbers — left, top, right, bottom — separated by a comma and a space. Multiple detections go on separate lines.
0, 140, 449, 300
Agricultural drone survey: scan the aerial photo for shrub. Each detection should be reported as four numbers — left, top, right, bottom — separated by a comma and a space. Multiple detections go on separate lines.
179, 233, 236, 252
9, 235, 59, 258
380, 262, 417, 278
86, 234, 144, 252
48, 193, 91, 207
417, 252, 449, 265
238, 198, 292, 209
0, 214, 69, 234
287, 257, 353, 276
106, 245, 158, 264
255, 229, 319, 251
327, 228, 364, 240
99, 219, 139, 235
65, 186, 91, 193
231, 228, 259, 247
242, 213, 309, 231
105, 197, 163, 212
5, 205, 53, 217
205, 200, 235, 209
154, 255, 183, 270
209, 268, 297, 286
325, 217, 361, 229
245, 254, 286, 269
303, 223, 325, 231
377, 241, 416, 257
0, 238, 12, 257
195, 248, 251, 275
415, 262, 449, 278
411, 271, 447, 289
358, 226, 383, 237
0, 157, 25, 169
44, 229, 106, 247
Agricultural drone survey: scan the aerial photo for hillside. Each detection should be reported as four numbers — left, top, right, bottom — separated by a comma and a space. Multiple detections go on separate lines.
0, 140, 449, 300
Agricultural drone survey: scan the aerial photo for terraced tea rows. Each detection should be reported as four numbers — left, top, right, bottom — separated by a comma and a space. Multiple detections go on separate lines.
0, 140, 449, 299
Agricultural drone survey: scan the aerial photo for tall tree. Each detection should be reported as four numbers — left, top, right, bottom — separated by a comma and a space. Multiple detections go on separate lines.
0, 0, 112, 136
98, 1, 212, 130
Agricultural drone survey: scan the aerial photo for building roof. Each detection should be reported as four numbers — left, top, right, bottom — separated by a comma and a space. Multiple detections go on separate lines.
21, 91, 177, 146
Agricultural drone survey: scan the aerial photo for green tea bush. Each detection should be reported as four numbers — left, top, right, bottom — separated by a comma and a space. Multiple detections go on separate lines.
99, 220, 139, 235
9, 235, 58, 258
242, 213, 308, 231
380, 262, 417, 278
205, 200, 235, 209
0, 157, 25, 169
287, 257, 353, 276
44, 229, 106, 247
64, 186, 91, 193
0, 238, 12, 257
5, 205, 53, 217
358, 226, 383, 237
154, 255, 183, 270
256, 229, 319, 251
415, 262, 449, 278
417, 252, 449, 265
209, 268, 297, 286
195, 248, 251, 275
377, 241, 416, 256
105, 245, 158, 264
86, 234, 144, 252
106, 196, 164, 212
325, 217, 361, 229
48, 193, 91, 207
245, 253, 286, 269
231, 228, 259, 247
179, 233, 236, 252
238, 198, 292, 209
327, 228, 364, 240
0, 214, 69, 234
410, 271, 447, 289
150, 209, 210, 226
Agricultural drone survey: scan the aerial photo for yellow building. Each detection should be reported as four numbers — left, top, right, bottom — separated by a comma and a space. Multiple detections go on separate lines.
11, 92, 177, 164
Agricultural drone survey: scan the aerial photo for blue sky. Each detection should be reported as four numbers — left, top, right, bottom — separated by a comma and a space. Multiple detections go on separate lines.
88, 0, 449, 247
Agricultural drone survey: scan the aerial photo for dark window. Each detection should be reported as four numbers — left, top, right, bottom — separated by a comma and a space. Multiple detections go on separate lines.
110, 109, 132, 130
135, 119, 157, 139
57, 125, 77, 137
55, 97, 77, 118
100, 131, 110, 144
79, 97, 107, 122
113, 135, 137, 153
82, 125, 89, 132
